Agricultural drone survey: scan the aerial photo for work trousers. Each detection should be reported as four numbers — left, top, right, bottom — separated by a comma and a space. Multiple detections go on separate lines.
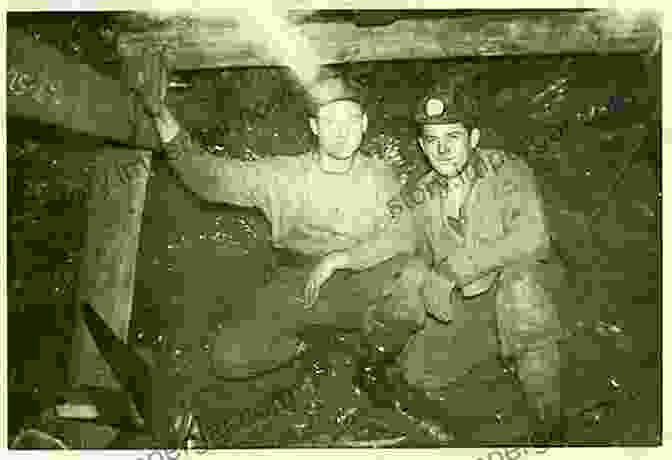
398, 259, 565, 391
211, 251, 565, 398
211, 254, 424, 379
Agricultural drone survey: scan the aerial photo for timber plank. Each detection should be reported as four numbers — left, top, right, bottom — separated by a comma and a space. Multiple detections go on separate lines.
117, 11, 660, 71
7, 27, 160, 150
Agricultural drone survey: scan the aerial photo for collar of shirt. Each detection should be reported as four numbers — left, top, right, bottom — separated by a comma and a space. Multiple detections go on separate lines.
422, 150, 491, 236
310, 149, 363, 175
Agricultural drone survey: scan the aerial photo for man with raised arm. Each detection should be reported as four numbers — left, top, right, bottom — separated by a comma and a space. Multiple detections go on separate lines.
147, 70, 425, 389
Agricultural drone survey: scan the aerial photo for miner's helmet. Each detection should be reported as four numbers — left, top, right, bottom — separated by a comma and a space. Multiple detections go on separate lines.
415, 78, 479, 127
307, 70, 364, 115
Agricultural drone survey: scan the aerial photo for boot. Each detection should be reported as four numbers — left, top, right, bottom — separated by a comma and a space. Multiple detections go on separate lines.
353, 351, 455, 444
516, 342, 567, 445
355, 312, 417, 410
353, 352, 399, 409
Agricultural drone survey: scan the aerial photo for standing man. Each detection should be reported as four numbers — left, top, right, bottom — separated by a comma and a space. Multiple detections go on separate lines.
387, 78, 567, 441
147, 70, 423, 385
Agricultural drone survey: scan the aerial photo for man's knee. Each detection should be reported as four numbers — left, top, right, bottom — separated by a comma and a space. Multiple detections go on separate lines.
211, 323, 302, 379
364, 256, 429, 331
495, 261, 564, 358
497, 260, 566, 310
397, 256, 432, 286
383, 256, 432, 308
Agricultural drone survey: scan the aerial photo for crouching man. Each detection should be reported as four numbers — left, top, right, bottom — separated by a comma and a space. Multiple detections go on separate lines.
147, 71, 423, 397
371, 79, 567, 442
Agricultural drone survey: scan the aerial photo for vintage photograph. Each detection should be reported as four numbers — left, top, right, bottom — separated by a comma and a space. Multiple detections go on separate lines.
5, 8, 662, 450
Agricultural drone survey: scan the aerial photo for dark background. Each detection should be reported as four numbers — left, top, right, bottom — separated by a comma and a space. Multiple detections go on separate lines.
6, 12, 661, 446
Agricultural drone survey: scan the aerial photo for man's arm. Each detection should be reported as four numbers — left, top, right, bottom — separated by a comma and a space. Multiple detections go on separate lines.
437, 159, 550, 286
304, 203, 418, 307
339, 179, 418, 271
153, 107, 272, 209
303, 172, 421, 307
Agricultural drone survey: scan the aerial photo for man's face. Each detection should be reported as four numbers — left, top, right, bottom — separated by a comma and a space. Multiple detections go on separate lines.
419, 122, 480, 178
310, 100, 367, 160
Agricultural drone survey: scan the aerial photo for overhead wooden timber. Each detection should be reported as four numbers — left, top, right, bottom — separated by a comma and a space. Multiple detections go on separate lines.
7, 27, 161, 151
117, 10, 661, 71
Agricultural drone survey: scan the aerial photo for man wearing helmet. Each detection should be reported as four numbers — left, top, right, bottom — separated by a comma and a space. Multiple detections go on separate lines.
391, 78, 567, 440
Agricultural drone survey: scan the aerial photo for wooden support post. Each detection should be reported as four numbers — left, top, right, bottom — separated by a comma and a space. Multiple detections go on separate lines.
68, 147, 152, 389
68, 45, 166, 389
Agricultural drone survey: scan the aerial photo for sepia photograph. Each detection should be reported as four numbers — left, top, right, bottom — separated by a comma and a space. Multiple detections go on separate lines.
4, 5, 663, 453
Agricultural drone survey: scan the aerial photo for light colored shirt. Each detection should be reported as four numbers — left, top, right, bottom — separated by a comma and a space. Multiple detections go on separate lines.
164, 129, 417, 270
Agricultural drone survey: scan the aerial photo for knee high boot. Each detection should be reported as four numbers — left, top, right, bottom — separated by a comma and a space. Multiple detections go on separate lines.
516, 341, 567, 444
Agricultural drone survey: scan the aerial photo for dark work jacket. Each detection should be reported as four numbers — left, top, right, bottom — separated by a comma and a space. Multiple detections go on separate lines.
407, 148, 551, 297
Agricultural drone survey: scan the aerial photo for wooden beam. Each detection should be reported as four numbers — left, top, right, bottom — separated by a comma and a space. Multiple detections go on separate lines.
68, 47, 163, 390
68, 146, 152, 389
118, 10, 661, 71
7, 27, 161, 151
